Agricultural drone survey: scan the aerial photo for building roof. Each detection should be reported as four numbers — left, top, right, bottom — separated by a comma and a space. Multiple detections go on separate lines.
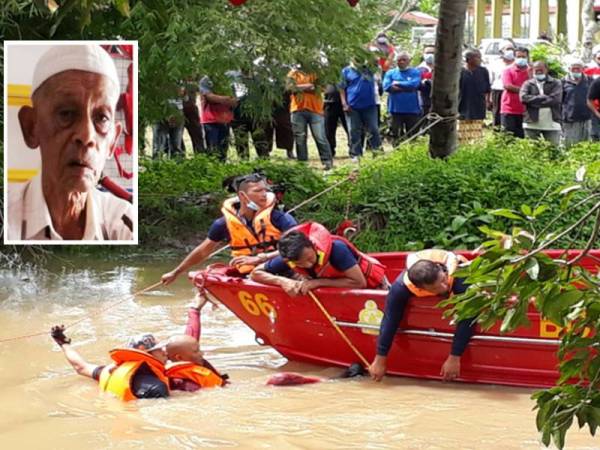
398, 11, 438, 26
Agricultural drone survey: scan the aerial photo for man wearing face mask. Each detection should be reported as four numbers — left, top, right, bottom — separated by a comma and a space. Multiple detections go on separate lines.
501, 47, 531, 138
490, 41, 515, 127
339, 59, 381, 161
561, 58, 593, 148
383, 51, 423, 142
161, 174, 297, 283
519, 61, 562, 146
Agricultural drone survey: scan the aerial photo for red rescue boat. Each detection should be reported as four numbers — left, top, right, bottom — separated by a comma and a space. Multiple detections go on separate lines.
190, 250, 600, 388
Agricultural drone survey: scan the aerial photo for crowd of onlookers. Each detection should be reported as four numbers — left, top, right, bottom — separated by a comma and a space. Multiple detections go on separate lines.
152, 35, 600, 167
472, 39, 600, 148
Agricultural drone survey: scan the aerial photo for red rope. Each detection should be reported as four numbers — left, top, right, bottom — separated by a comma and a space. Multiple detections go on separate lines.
0, 281, 164, 344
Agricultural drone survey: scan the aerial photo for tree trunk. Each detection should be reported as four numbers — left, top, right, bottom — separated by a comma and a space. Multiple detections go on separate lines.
428, 0, 469, 158
581, 0, 599, 62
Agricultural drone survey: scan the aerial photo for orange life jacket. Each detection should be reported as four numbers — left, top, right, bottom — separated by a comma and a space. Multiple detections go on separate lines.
403, 249, 464, 297
165, 361, 225, 388
98, 348, 169, 402
222, 192, 282, 274
286, 222, 387, 289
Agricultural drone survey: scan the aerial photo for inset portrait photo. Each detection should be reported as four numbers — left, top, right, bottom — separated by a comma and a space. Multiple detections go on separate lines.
3, 41, 138, 244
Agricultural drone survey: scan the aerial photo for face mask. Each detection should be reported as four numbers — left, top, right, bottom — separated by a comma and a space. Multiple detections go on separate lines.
535, 74, 546, 82
240, 192, 260, 211
377, 37, 388, 45
515, 58, 528, 68
424, 54, 434, 64
247, 200, 260, 211
503, 50, 515, 61
570, 71, 582, 79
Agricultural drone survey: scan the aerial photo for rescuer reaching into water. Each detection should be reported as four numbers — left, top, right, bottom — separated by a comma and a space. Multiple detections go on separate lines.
369, 250, 475, 383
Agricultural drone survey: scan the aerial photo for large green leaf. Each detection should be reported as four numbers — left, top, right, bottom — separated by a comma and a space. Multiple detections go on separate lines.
490, 208, 524, 220
542, 290, 584, 325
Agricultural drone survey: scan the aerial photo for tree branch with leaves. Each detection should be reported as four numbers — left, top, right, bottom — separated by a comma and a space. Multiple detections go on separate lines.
440, 167, 600, 449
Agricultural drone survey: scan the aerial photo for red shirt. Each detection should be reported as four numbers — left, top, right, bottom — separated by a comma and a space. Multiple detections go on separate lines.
200, 99, 233, 124
501, 65, 530, 115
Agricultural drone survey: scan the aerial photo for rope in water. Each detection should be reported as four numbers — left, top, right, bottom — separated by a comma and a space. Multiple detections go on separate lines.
0, 280, 164, 344
0, 172, 359, 343
0, 113, 457, 343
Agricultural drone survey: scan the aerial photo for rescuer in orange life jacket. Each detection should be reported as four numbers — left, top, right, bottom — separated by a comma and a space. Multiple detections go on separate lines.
368, 249, 475, 383
50, 296, 226, 400
251, 221, 388, 295
161, 173, 297, 284
51, 326, 171, 400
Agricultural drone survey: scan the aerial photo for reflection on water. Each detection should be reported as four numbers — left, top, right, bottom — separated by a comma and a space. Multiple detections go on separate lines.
0, 256, 598, 449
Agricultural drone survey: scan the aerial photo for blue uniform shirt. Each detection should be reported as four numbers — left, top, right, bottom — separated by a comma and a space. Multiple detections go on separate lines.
382, 67, 422, 115
339, 65, 377, 110
376, 275, 473, 357
265, 240, 358, 278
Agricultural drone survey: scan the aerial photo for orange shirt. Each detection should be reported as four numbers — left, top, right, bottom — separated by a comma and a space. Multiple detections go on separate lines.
287, 70, 324, 114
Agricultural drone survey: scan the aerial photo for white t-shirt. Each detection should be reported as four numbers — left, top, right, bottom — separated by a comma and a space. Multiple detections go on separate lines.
490, 59, 511, 90
7, 174, 134, 241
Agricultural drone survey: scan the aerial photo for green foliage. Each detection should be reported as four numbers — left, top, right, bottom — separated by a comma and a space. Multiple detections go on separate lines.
530, 43, 567, 79
2, 0, 387, 124
139, 155, 326, 245
138, 134, 600, 252
441, 163, 600, 449
418, 0, 439, 16
309, 134, 592, 252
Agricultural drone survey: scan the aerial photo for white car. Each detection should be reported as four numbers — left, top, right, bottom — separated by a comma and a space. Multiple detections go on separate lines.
479, 38, 552, 66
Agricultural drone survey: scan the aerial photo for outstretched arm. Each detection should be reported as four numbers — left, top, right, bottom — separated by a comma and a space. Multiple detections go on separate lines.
162, 238, 222, 285
369, 282, 411, 381
251, 262, 301, 296
51, 326, 97, 379
440, 278, 475, 381
185, 293, 211, 342
297, 265, 367, 294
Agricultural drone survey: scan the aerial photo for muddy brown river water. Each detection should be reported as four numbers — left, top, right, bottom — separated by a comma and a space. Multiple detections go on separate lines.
0, 256, 598, 449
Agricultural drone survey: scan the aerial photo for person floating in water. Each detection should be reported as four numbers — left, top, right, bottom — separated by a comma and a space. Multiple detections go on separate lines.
50, 295, 225, 401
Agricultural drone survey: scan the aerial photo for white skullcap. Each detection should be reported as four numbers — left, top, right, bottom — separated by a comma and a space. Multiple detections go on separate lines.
593, 44, 600, 56
31, 45, 120, 95
567, 56, 585, 67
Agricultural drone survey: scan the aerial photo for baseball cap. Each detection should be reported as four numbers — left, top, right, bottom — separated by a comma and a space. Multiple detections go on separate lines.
127, 333, 164, 352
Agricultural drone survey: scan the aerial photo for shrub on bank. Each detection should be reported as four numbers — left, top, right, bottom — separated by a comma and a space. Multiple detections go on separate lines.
309, 135, 593, 251
138, 135, 596, 251
139, 155, 326, 246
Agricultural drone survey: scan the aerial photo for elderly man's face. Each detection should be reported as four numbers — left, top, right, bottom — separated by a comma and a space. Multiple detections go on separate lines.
533, 63, 548, 76
468, 51, 482, 67
570, 65, 584, 75
19, 70, 121, 194
397, 56, 410, 70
